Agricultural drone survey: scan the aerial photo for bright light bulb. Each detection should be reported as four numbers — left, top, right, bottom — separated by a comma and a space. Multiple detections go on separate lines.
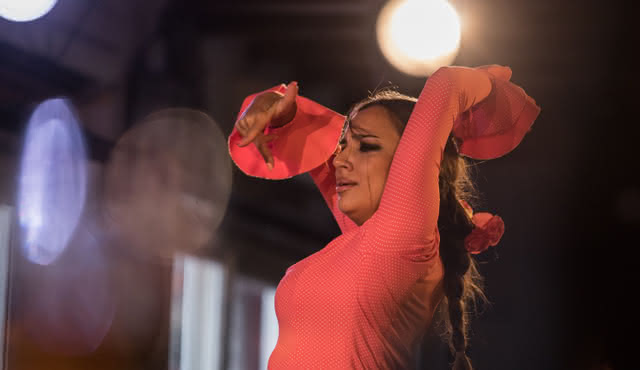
0, 0, 58, 22
377, 0, 462, 76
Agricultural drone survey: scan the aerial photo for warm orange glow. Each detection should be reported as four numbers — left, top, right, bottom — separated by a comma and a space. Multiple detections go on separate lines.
377, 0, 462, 76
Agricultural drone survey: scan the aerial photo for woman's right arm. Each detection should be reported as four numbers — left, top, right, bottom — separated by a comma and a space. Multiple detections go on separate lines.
232, 82, 299, 169
228, 83, 358, 233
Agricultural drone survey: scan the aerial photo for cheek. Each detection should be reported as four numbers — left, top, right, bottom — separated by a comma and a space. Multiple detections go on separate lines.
363, 156, 393, 203
374, 165, 391, 199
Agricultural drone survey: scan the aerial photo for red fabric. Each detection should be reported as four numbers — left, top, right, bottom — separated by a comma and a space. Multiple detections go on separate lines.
452, 69, 541, 159
465, 213, 505, 254
228, 67, 539, 369
228, 85, 346, 180
460, 199, 506, 254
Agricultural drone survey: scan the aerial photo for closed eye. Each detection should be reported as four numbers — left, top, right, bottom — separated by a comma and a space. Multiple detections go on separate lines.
360, 143, 381, 152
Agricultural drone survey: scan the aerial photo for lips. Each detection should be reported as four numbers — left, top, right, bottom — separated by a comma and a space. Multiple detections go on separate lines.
336, 179, 357, 193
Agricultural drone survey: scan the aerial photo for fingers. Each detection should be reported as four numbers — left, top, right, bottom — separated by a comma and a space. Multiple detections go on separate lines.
235, 85, 292, 169
238, 123, 264, 147
272, 81, 298, 121
237, 88, 291, 146
280, 81, 298, 111
236, 118, 258, 147
235, 112, 250, 136
254, 134, 277, 170
488, 66, 512, 81
445, 67, 493, 112
255, 142, 273, 170
478, 65, 512, 81
236, 111, 269, 147
236, 117, 277, 169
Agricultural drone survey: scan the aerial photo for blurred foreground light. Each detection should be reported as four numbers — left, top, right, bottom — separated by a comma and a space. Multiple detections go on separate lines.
377, 0, 461, 76
0, 0, 57, 22
18, 98, 87, 265
24, 227, 115, 356
104, 108, 231, 261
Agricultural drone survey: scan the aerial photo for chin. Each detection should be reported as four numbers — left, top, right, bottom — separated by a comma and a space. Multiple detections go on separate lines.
337, 200, 350, 216
338, 199, 356, 217
338, 206, 364, 226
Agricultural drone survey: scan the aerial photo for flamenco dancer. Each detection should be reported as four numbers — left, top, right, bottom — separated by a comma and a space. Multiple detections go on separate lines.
229, 65, 540, 369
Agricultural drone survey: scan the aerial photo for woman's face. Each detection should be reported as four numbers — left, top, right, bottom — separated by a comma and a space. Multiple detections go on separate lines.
333, 105, 402, 225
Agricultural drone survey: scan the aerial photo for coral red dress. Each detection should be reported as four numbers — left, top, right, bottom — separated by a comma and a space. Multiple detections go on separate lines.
228, 67, 540, 369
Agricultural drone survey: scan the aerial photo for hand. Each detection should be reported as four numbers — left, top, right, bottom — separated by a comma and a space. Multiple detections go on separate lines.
437, 65, 511, 112
476, 64, 512, 81
234, 82, 298, 169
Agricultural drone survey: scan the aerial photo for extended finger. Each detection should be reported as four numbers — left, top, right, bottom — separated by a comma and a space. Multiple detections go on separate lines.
282, 81, 298, 106
255, 140, 274, 170
276, 81, 298, 116
478, 65, 512, 81
237, 117, 267, 147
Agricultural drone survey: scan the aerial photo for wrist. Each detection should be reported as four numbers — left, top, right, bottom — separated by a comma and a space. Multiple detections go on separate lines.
269, 102, 297, 128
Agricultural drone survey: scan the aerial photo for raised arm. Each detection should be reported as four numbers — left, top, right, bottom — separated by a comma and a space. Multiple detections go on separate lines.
367, 66, 539, 253
228, 84, 358, 233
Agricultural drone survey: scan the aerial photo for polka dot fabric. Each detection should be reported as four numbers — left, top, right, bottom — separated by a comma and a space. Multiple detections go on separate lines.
228, 67, 540, 369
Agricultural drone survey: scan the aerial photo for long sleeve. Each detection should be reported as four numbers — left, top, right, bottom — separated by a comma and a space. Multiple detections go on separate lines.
228, 85, 358, 233
366, 66, 538, 257
260, 68, 539, 370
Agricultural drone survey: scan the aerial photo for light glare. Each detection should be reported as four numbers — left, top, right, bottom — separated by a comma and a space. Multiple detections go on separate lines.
0, 0, 57, 22
377, 0, 462, 76
18, 98, 87, 265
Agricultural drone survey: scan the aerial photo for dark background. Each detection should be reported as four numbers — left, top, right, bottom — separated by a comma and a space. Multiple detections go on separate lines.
0, 0, 637, 369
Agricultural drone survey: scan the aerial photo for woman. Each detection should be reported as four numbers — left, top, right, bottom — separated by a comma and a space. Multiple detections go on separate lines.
229, 65, 540, 369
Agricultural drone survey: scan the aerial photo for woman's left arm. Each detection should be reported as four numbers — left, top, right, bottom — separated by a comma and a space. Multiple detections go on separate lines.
366, 66, 532, 258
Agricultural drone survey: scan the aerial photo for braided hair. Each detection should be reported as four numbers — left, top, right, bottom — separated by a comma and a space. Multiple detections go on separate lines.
348, 88, 487, 370
438, 134, 486, 370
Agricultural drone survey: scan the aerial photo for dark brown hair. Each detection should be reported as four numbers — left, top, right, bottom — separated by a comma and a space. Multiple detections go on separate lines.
348, 88, 486, 370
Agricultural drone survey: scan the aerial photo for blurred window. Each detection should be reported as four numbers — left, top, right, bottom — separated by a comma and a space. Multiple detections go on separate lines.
170, 255, 226, 370
0, 205, 11, 370
227, 275, 277, 370
170, 253, 279, 370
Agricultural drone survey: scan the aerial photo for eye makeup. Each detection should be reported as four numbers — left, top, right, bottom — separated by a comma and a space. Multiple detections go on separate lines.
340, 134, 381, 152
359, 142, 381, 152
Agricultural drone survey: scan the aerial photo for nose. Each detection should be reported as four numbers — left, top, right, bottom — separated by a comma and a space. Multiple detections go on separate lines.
333, 143, 353, 170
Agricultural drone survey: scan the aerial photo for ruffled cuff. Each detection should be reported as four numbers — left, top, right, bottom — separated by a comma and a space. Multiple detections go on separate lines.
453, 77, 541, 160
228, 85, 346, 180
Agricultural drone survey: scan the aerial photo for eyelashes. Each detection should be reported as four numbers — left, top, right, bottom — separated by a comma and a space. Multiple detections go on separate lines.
359, 143, 381, 152
338, 139, 381, 153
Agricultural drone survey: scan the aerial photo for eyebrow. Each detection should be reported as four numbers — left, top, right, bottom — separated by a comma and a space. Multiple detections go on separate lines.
351, 133, 379, 140
349, 125, 379, 139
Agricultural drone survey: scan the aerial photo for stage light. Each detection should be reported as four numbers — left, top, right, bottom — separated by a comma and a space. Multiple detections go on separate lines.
377, 0, 462, 76
0, 0, 57, 22
18, 98, 87, 265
